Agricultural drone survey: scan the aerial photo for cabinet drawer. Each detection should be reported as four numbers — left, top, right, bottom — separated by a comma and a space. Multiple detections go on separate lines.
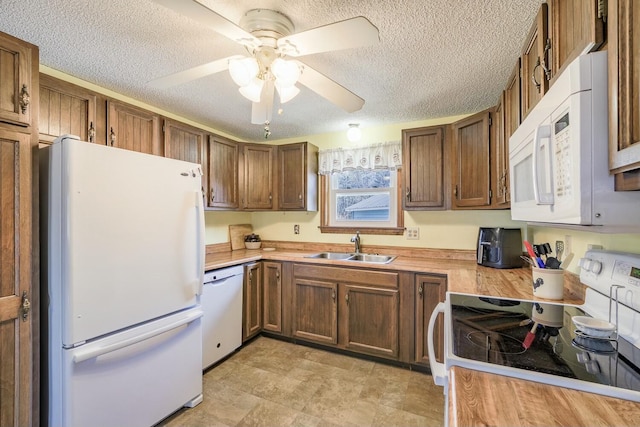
294, 264, 398, 289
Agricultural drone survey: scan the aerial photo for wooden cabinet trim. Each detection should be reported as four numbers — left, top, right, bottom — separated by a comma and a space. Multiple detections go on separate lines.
293, 263, 398, 289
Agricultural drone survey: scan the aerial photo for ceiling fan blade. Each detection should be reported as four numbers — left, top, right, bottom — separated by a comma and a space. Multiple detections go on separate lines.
277, 16, 379, 57
148, 55, 243, 88
251, 80, 275, 124
152, 0, 260, 48
294, 61, 364, 113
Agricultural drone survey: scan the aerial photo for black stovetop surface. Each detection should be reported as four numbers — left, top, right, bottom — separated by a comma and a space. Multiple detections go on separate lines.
450, 294, 640, 392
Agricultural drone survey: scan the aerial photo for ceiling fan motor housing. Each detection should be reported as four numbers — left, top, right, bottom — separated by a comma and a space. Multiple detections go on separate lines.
240, 9, 295, 45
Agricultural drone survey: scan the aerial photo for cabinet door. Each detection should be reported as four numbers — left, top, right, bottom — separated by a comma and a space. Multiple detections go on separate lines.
0, 33, 33, 127
609, 0, 640, 186
278, 142, 318, 211
39, 75, 97, 144
548, 0, 604, 81
163, 119, 205, 194
208, 135, 239, 209
504, 58, 521, 140
342, 285, 399, 359
415, 274, 447, 366
0, 129, 34, 427
521, 3, 549, 119
493, 93, 509, 207
107, 100, 161, 155
242, 144, 274, 209
262, 262, 282, 333
402, 126, 446, 209
292, 278, 337, 345
451, 111, 491, 208
243, 262, 262, 341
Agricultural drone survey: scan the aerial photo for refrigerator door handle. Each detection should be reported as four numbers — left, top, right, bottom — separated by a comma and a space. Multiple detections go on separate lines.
72, 310, 203, 363
196, 190, 205, 295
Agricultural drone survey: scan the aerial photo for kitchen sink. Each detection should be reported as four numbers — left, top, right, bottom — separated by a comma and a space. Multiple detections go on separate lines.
305, 252, 354, 260
305, 252, 396, 264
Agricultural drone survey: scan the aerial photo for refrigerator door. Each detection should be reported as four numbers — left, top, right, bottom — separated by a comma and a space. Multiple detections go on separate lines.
50, 308, 203, 427
42, 138, 205, 346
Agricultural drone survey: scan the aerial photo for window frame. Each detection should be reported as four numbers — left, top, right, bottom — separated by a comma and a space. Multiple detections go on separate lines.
319, 171, 405, 235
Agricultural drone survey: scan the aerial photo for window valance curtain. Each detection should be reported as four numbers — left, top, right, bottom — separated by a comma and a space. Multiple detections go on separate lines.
318, 141, 402, 175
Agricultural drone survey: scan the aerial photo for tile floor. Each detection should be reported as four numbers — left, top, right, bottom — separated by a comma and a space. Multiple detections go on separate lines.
160, 336, 445, 427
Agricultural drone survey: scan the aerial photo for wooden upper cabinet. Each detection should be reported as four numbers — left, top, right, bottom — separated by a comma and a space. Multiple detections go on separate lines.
504, 58, 522, 140
106, 100, 161, 155
608, 0, 640, 189
0, 31, 35, 127
493, 93, 509, 207
277, 142, 318, 211
547, 0, 604, 83
163, 119, 204, 164
451, 110, 491, 209
242, 143, 274, 210
39, 75, 96, 144
521, 3, 549, 119
402, 126, 446, 210
207, 135, 239, 209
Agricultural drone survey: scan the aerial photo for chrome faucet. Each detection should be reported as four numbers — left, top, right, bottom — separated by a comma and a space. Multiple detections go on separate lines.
351, 231, 361, 253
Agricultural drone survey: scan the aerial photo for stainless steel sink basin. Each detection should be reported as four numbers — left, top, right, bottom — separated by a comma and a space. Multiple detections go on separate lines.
305, 252, 354, 260
347, 254, 396, 263
305, 252, 396, 264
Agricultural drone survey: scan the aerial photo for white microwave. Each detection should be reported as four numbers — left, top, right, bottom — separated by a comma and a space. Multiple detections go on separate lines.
509, 51, 640, 228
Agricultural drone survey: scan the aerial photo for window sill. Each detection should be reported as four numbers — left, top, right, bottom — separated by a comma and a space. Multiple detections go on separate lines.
318, 226, 405, 235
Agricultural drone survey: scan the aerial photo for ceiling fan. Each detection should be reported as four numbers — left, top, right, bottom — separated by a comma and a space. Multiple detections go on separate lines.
149, 0, 380, 135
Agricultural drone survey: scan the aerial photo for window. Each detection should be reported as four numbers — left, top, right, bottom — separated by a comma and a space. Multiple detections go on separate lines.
318, 141, 404, 234
320, 169, 404, 234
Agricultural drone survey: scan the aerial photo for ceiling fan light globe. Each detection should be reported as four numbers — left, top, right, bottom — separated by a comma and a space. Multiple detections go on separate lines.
229, 57, 259, 87
271, 58, 300, 87
239, 78, 264, 102
275, 83, 300, 103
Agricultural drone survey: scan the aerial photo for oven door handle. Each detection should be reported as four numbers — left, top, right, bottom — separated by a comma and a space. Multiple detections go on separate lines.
532, 124, 554, 205
428, 301, 446, 386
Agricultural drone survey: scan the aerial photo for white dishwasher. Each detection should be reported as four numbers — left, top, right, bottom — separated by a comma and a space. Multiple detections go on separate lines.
201, 265, 244, 369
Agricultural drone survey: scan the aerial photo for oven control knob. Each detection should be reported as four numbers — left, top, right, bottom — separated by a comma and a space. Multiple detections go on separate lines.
589, 260, 603, 274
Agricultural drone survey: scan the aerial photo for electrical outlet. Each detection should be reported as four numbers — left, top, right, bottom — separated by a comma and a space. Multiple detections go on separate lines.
406, 227, 419, 240
294, 224, 300, 234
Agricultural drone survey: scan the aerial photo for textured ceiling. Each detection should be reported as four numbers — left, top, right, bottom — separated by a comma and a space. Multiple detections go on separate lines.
0, 0, 543, 142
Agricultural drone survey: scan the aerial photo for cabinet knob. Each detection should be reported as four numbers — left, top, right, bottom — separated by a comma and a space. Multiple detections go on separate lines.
331, 290, 336, 301
345, 292, 349, 305
298, 193, 302, 200
19, 84, 30, 114
418, 284, 423, 298
109, 127, 116, 146
276, 271, 280, 280
210, 188, 215, 202
406, 188, 411, 199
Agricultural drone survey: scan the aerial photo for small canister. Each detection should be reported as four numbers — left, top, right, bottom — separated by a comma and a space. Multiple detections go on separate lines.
531, 266, 565, 300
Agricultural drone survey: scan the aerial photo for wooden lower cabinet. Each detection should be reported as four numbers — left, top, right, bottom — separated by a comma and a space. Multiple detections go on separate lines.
342, 285, 399, 358
292, 278, 338, 345
291, 264, 400, 360
242, 262, 262, 342
415, 274, 447, 366
262, 261, 282, 333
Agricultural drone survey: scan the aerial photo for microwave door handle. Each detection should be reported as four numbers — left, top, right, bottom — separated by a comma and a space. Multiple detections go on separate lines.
532, 124, 553, 205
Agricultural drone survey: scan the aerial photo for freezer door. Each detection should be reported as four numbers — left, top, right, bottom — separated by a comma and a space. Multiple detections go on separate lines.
50, 308, 203, 427
43, 138, 205, 345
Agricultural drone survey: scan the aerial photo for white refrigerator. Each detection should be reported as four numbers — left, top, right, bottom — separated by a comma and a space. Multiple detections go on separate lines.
40, 136, 206, 427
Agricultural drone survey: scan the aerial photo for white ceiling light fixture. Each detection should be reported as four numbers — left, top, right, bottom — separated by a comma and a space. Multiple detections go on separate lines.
150, 2, 380, 134
347, 123, 361, 142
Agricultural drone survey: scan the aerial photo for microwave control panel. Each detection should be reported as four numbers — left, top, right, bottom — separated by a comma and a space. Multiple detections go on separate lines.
553, 112, 572, 198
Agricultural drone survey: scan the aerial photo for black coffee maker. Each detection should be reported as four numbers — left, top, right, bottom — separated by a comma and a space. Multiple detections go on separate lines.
477, 227, 522, 268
